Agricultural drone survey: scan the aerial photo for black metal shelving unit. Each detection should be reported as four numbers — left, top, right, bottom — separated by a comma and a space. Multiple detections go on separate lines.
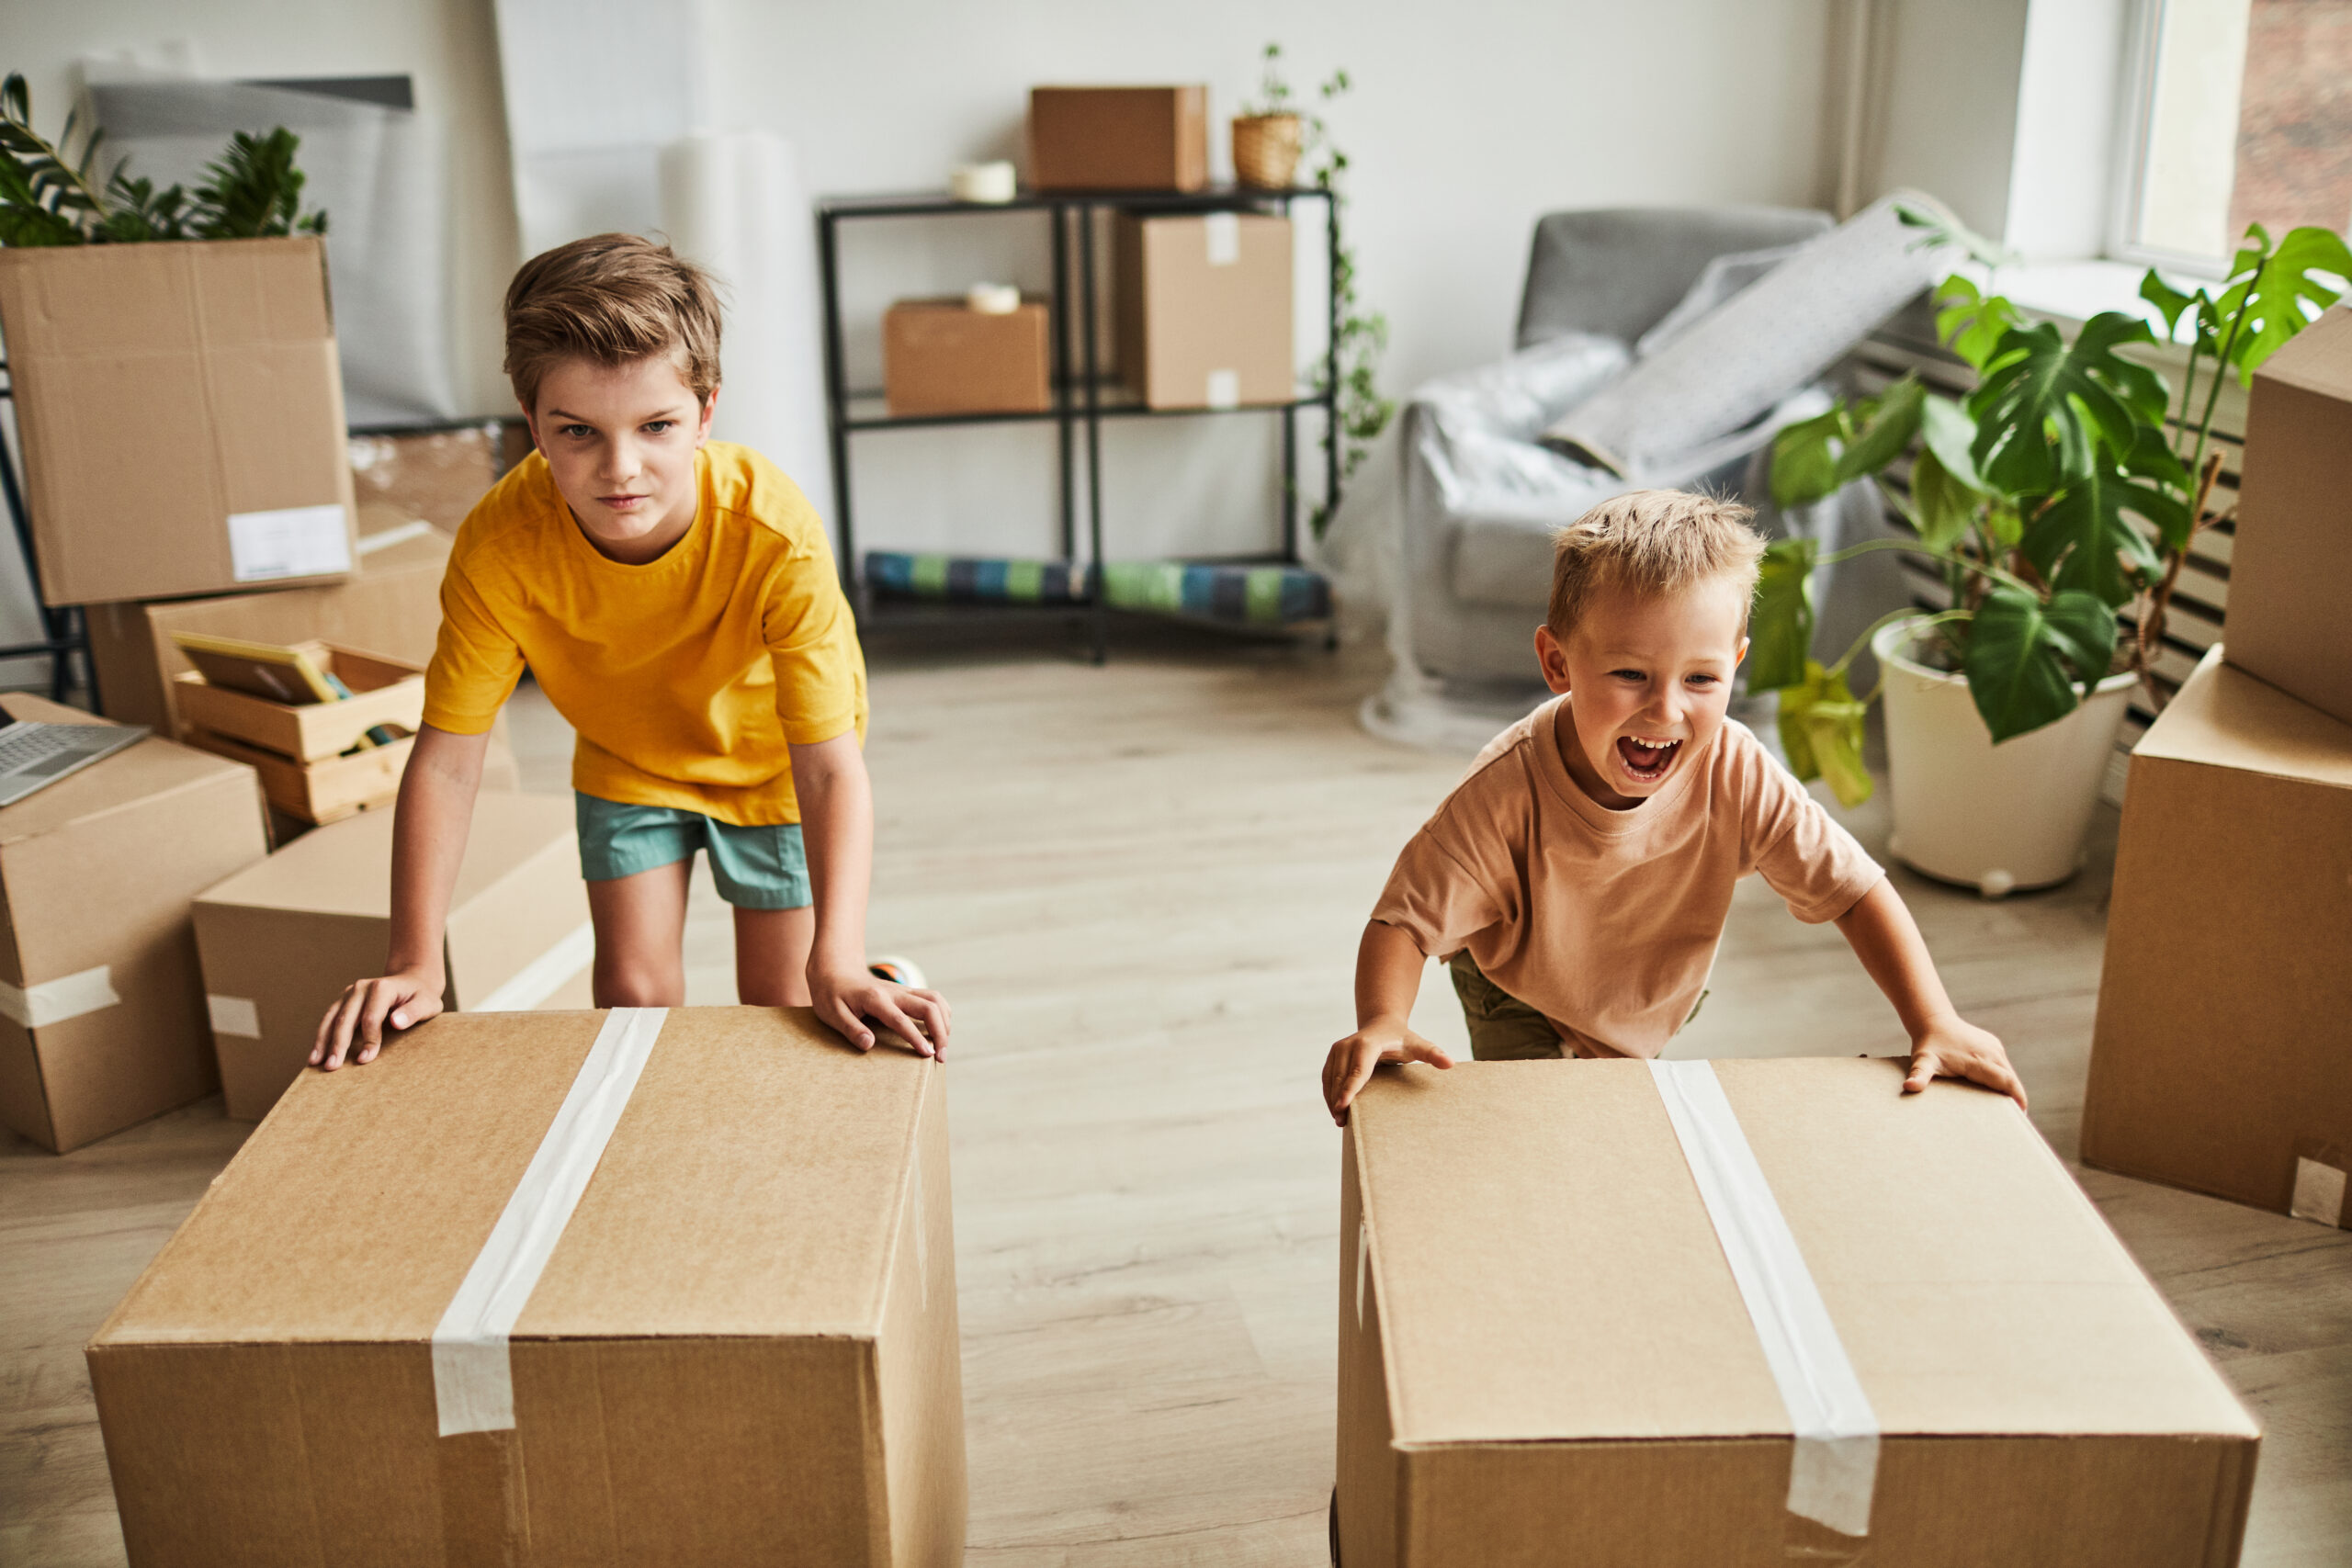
0, 357, 94, 704
816, 183, 1340, 660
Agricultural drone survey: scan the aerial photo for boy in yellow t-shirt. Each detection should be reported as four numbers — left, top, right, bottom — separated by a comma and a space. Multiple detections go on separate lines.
312, 233, 947, 1067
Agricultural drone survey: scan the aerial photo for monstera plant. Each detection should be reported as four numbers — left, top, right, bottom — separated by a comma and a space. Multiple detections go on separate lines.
1752, 211, 2352, 808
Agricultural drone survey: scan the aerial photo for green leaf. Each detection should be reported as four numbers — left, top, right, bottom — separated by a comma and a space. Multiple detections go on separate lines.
1962, 586, 2117, 742
1894, 201, 2016, 272
1770, 406, 1847, 509
2214, 223, 2352, 382
192, 127, 325, 238
1917, 393, 1984, 491
1747, 536, 1818, 692
1773, 660, 1873, 807
2139, 269, 2199, 341
1908, 447, 1977, 552
1933, 275, 2023, 372
1838, 375, 1926, 479
1967, 312, 2161, 493
2023, 464, 2172, 604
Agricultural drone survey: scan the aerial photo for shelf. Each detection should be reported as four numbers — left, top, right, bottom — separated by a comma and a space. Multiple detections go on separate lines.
843, 386, 1330, 432
820, 184, 1332, 220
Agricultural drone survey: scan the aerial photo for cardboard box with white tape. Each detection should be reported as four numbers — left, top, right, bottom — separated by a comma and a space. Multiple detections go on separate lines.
0, 695, 268, 1153
1336, 1057, 2258, 1568
0, 237, 357, 606
88, 1007, 966, 1566
2083, 648, 2352, 1228
1114, 212, 1293, 411
192, 793, 593, 1122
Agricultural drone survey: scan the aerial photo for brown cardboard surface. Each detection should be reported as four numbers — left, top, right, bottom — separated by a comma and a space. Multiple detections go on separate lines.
0, 237, 358, 606
192, 794, 589, 1121
86, 524, 451, 735
1027, 85, 1207, 191
89, 1008, 965, 1566
0, 694, 267, 1151
883, 299, 1052, 416
1114, 214, 1293, 410
2084, 648, 2352, 1225
1340, 1056, 2257, 1567
348, 424, 501, 531
2228, 304, 2352, 725
184, 726, 413, 824
174, 643, 424, 762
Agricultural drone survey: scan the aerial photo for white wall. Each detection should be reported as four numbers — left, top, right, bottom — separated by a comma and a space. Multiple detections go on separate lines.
9, 0, 1839, 565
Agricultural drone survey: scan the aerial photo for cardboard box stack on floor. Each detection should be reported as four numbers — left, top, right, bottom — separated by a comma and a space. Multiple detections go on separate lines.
0, 696, 268, 1154
89, 1008, 966, 1565
1114, 213, 1293, 411
0, 237, 357, 606
1339, 1058, 2258, 1568
2083, 650, 2352, 1228
192, 793, 594, 1122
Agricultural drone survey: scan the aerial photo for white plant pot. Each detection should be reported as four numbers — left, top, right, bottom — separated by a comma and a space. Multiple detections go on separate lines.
1873, 619, 2137, 897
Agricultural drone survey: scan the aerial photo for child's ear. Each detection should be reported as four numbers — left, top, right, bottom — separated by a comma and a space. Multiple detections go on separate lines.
695, 386, 720, 446
1533, 624, 1574, 695
1734, 634, 1750, 668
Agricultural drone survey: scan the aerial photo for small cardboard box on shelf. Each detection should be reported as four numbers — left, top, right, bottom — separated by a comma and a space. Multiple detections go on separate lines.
2084, 647, 2352, 1228
0, 237, 357, 606
192, 792, 592, 1121
88, 1008, 966, 1565
1337, 1056, 2258, 1568
1114, 213, 1294, 411
0, 695, 268, 1153
1028, 85, 1207, 192
883, 299, 1053, 416
173, 641, 424, 763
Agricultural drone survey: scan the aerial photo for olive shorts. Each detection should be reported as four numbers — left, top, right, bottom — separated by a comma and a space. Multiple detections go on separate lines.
1446, 951, 1707, 1061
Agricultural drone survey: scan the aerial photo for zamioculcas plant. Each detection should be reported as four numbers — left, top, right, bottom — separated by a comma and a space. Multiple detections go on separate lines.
1751, 209, 2351, 807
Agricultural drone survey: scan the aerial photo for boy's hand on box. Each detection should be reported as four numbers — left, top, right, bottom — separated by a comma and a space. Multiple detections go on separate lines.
1903, 1015, 2028, 1110
814, 967, 951, 1059
311, 968, 446, 1071
1323, 1018, 1453, 1128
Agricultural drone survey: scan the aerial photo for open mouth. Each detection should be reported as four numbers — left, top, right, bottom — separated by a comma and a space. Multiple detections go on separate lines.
1615, 734, 1681, 784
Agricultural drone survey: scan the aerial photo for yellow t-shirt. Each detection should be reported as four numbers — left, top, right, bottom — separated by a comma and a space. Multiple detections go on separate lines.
423, 441, 866, 826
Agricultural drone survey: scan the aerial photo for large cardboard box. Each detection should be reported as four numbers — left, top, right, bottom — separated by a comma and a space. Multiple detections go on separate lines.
193, 793, 594, 1122
2083, 648, 2352, 1227
348, 423, 503, 532
1339, 1056, 2258, 1567
89, 1007, 966, 1566
1028, 85, 1208, 191
2228, 304, 2352, 726
86, 522, 452, 737
1114, 213, 1293, 411
0, 237, 357, 606
0, 695, 268, 1153
883, 299, 1052, 416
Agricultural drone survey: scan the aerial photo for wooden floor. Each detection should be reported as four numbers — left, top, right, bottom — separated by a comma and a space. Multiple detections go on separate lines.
6, 625, 2348, 1565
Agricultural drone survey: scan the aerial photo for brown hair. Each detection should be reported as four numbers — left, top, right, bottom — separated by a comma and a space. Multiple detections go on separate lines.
1545, 490, 1767, 637
503, 233, 723, 414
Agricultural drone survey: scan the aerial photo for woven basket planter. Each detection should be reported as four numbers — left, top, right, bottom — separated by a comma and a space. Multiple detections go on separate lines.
1232, 114, 1303, 188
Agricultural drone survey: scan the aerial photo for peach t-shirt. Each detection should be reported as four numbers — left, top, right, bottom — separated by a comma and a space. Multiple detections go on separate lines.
1371, 695, 1883, 1058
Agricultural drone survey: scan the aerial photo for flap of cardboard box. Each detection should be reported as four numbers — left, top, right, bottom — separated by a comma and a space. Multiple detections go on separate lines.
2139, 648, 2352, 787
1349, 1056, 2256, 1447
0, 694, 254, 847
2251, 302, 2352, 399
195, 792, 573, 920
91, 1008, 935, 1346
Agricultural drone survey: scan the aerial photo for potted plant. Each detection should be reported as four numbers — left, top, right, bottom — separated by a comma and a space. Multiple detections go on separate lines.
1232, 42, 1310, 189
1752, 209, 2351, 894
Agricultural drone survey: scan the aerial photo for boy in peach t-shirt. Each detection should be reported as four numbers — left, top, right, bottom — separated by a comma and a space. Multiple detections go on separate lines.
1321, 491, 2024, 1122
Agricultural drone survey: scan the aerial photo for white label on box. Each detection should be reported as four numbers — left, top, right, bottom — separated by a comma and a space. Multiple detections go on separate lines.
2290, 1156, 2347, 1226
471, 921, 596, 1012
228, 503, 354, 583
0, 964, 121, 1029
1205, 369, 1240, 410
1204, 211, 1240, 265
208, 994, 262, 1038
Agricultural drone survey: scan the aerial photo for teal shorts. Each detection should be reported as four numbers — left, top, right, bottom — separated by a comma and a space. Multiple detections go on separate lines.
574, 794, 811, 910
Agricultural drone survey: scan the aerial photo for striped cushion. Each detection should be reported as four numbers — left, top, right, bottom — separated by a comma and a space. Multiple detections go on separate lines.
865, 553, 1331, 626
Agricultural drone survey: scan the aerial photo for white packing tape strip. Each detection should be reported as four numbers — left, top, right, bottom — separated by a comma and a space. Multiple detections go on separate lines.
433, 1007, 666, 1436
356, 518, 436, 556
1354, 1217, 1369, 1330
208, 994, 262, 1039
1205, 369, 1239, 410
0, 964, 121, 1029
1204, 210, 1240, 265
471, 922, 597, 1012
2290, 1157, 2346, 1227
1648, 1059, 1879, 1538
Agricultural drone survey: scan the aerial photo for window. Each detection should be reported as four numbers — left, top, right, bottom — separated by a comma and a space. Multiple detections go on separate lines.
2118, 0, 2352, 269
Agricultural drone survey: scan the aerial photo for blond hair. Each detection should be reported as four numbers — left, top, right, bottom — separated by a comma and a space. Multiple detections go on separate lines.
1546, 490, 1766, 637
503, 233, 723, 414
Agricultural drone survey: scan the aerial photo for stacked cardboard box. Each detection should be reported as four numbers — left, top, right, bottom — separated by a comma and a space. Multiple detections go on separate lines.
192, 793, 594, 1121
1114, 213, 1293, 410
347, 423, 502, 532
0, 696, 268, 1153
884, 299, 1053, 415
177, 643, 427, 827
90, 1008, 966, 1563
1028, 86, 1207, 191
2083, 650, 2351, 1227
1340, 1058, 2258, 1566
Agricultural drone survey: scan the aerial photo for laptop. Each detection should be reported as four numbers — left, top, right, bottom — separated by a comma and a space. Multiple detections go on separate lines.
0, 718, 151, 807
